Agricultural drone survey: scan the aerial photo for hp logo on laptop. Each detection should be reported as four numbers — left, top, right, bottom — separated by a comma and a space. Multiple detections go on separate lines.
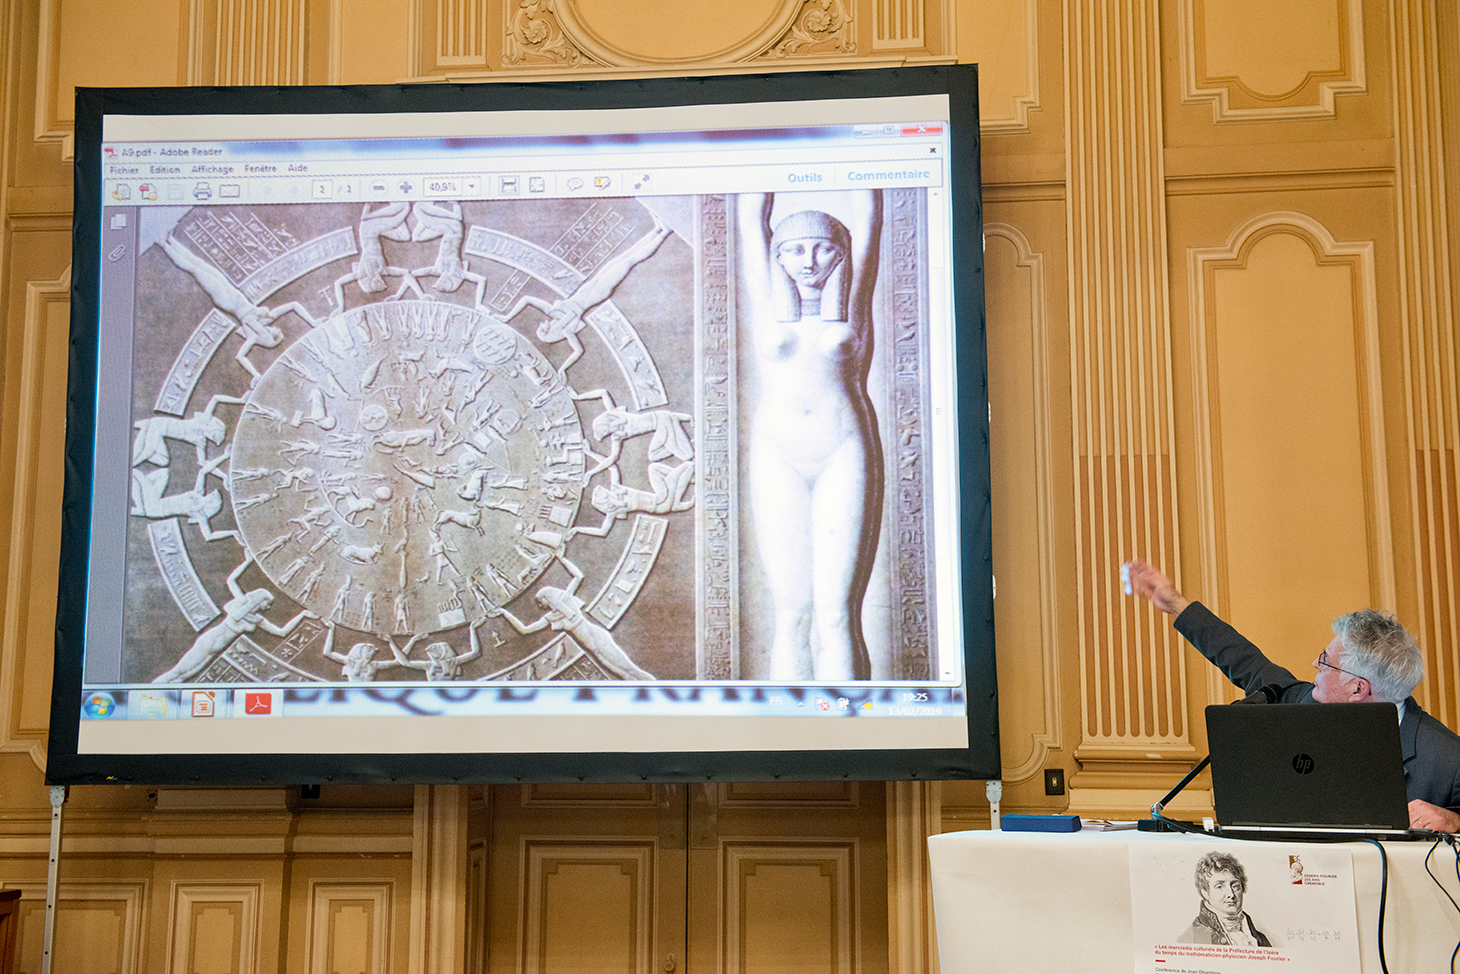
1292, 753, 1315, 774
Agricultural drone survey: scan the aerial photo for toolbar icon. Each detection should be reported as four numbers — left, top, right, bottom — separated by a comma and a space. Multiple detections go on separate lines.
191, 690, 215, 717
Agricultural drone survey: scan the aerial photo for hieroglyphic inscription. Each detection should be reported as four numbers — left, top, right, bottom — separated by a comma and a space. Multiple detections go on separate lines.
483, 632, 609, 681
240, 228, 358, 303
888, 188, 932, 680
586, 303, 668, 410
465, 227, 586, 305
588, 514, 667, 627
481, 204, 631, 313
148, 518, 220, 629
182, 210, 297, 281
200, 633, 328, 683
154, 308, 235, 416
696, 195, 737, 680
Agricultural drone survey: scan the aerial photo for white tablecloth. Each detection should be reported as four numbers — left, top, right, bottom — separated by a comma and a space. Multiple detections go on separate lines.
928, 828, 1460, 973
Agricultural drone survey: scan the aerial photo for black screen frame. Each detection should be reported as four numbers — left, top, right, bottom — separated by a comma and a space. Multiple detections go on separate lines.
48, 64, 997, 786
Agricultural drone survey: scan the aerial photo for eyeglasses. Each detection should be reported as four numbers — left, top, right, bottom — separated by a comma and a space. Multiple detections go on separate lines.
1314, 650, 1364, 682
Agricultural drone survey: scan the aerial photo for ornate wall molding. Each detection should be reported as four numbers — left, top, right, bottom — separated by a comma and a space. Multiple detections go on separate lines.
521, 840, 656, 972
1186, 212, 1393, 706
167, 883, 261, 974
886, 781, 939, 974
984, 223, 1061, 784
872, 0, 922, 51
410, 784, 468, 974
763, 0, 856, 59
964, 0, 1040, 134
32, 0, 73, 158
9, 881, 147, 974
307, 882, 394, 974
187, 0, 310, 86
504, 0, 584, 66
1066, 0, 1192, 765
1178, 0, 1367, 122
1390, 0, 1460, 725
722, 841, 856, 974
499, 0, 855, 70
1, 270, 71, 776
437, 0, 490, 67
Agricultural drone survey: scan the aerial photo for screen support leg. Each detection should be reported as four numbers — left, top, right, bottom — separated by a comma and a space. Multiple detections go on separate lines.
41, 784, 66, 974
985, 779, 1002, 829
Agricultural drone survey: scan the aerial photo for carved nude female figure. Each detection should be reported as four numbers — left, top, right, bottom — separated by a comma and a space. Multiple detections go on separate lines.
737, 191, 883, 681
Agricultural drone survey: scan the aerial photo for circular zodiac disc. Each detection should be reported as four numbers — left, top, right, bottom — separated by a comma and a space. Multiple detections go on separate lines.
230, 301, 585, 635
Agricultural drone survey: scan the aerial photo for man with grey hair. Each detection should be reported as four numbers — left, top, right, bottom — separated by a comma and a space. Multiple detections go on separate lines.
1123, 558, 1460, 832
1179, 851, 1271, 946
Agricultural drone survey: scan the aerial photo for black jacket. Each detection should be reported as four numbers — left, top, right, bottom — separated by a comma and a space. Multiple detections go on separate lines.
1174, 601, 1460, 812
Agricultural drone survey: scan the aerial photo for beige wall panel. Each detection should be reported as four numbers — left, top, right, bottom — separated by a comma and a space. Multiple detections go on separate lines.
983, 223, 1060, 786
522, 782, 658, 807
11, 882, 146, 974
1178, 0, 1365, 121
718, 781, 857, 807
521, 842, 654, 974
329, 0, 413, 84
167, 883, 260, 974
1166, 187, 1406, 723
37, 0, 185, 155
1065, 0, 1191, 766
149, 864, 283, 974
722, 842, 854, 974
954, 0, 1038, 132
284, 859, 411, 974
966, 0, 1067, 181
306, 882, 392, 974
1161, 0, 1392, 166
0, 275, 67, 760
8, 1, 69, 191
1192, 219, 1386, 671
0, 221, 73, 777
187, 0, 312, 86
1390, 0, 1460, 728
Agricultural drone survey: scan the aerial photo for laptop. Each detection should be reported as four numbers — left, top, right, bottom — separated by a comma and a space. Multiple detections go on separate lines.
1205, 703, 1414, 840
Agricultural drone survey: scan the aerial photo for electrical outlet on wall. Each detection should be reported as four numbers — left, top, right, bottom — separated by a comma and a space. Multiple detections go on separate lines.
1044, 768, 1065, 796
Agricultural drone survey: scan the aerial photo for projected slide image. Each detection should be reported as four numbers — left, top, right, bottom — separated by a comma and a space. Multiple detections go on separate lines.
120, 189, 938, 688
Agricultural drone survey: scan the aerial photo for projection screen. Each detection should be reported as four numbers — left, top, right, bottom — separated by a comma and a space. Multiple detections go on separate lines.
47, 66, 997, 784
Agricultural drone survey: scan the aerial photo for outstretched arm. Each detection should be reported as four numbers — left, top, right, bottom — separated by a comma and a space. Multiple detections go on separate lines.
847, 189, 883, 339
389, 635, 426, 670
1121, 559, 1190, 616
486, 604, 548, 636
460, 624, 483, 665
566, 510, 620, 540
226, 556, 254, 599
735, 193, 773, 314
320, 623, 348, 664
257, 608, 311, 638
558, 556, 586, 597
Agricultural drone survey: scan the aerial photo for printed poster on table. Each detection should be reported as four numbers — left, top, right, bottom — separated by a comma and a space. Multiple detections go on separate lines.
1127, 841, 1360, 974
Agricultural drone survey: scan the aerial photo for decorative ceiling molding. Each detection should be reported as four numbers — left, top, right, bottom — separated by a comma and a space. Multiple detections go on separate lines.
503, 0, 854, 69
